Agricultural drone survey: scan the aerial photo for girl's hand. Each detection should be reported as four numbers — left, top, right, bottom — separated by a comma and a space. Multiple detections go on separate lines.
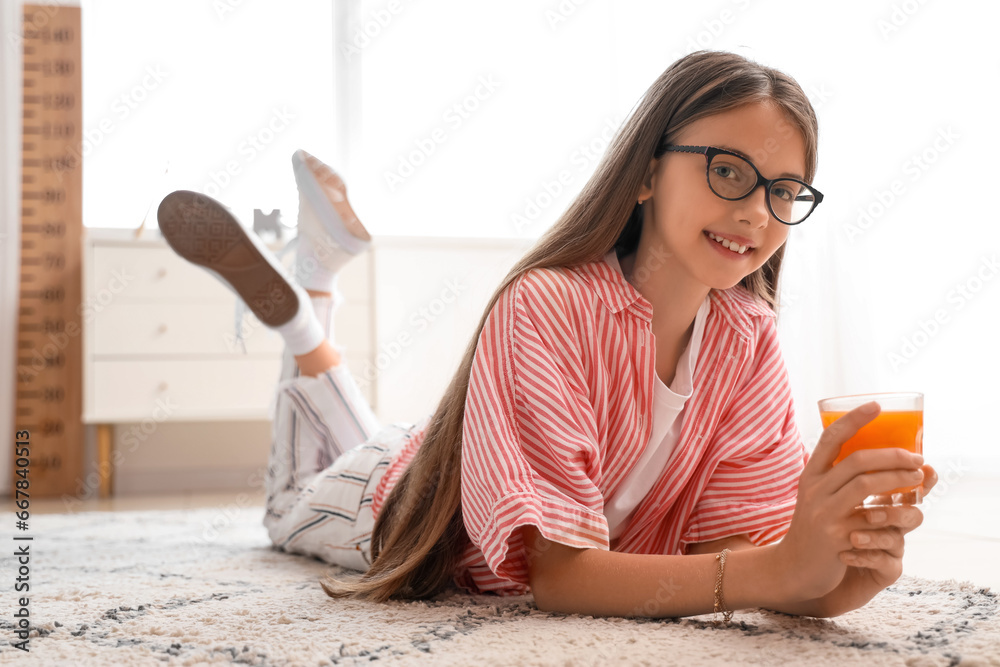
811, 464, 938, 616
774, 402, 925, 602
844, 463, 938, 575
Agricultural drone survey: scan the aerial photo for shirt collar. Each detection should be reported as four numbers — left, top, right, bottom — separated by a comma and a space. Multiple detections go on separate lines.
570, 250, 654, 322
708, 281, 777, 338
570, 249, 776, 336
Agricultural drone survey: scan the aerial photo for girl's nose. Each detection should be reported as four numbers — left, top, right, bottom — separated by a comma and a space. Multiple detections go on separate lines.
735, 185, 771, 228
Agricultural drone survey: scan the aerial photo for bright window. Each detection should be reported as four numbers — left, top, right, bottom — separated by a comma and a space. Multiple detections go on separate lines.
80, 0, 336, 232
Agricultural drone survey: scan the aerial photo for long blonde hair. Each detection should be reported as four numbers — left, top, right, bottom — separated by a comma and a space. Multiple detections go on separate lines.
321, 50, 819, 601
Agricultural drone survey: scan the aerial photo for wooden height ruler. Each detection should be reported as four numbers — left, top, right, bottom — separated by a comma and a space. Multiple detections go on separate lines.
15, 4, 83, 497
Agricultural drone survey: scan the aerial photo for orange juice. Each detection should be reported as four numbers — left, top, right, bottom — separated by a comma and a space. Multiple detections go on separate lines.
820, 410, 923, 494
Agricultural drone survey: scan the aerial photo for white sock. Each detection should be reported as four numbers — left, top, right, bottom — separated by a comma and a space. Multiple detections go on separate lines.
273, 285, 326, 356
294, 192, 368, 293
294, 237, 340, 293
278, 295, 341, 383
310, 294, 334, 339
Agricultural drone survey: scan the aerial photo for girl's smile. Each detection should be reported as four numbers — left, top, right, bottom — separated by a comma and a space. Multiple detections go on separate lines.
704, 230, 755, 257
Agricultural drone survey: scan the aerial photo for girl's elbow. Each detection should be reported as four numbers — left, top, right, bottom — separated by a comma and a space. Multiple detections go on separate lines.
527, 564, 576, 613
524, 552, 558, 611
528, 579, 558, 612
520, 525, 569, 613
530, 574, 584, 615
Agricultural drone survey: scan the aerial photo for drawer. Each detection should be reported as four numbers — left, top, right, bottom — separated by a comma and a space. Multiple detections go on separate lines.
91, 242, 373, 305
89, 299, 371, 358
86, 357, 376, 422
91, 303, 285, 356
87, 359, 283, 422
91, 245, 233, 301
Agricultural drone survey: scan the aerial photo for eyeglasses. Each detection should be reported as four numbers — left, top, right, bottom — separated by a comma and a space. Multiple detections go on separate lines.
663, 145, 824, 225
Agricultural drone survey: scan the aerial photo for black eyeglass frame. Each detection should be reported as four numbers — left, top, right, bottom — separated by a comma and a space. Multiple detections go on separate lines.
663, 144, 824, 225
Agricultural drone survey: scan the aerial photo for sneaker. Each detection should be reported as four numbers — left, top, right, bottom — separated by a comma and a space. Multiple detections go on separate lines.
291, 149, 371, 277
157, 190, 301, 327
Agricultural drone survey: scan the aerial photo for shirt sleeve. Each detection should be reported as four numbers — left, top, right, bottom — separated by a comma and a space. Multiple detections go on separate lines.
679, 314, 808, 551
461, 270, 610, 588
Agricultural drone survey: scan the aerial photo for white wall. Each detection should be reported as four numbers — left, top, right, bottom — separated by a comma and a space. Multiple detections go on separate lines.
369, 237, 534, 425
0, 0, 23, 496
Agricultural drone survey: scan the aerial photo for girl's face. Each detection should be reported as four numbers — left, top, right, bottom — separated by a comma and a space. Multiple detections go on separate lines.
637, 102, 808, 291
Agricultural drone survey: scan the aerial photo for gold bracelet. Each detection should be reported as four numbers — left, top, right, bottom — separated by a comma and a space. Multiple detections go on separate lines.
714, 548, 734, 624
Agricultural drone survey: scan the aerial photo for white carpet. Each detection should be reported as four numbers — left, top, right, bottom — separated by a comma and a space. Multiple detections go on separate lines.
1, 507, 997, 666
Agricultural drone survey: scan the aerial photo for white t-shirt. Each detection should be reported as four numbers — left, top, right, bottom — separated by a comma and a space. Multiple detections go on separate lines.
603, 256, 711, 540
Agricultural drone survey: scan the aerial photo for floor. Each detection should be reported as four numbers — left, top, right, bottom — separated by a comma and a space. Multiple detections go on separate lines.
22, 469, 1000, 592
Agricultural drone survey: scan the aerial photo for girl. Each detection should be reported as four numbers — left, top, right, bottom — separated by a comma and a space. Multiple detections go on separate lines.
158, 50, 938, 620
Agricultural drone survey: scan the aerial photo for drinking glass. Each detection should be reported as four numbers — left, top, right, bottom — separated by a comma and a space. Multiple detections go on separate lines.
818, 392, 924, 506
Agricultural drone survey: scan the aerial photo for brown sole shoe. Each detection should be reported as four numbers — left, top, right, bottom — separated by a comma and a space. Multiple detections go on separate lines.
156, 190, 299, 327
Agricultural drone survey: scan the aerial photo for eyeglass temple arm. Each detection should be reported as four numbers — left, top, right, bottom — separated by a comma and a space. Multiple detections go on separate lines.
796, 191, 824, 203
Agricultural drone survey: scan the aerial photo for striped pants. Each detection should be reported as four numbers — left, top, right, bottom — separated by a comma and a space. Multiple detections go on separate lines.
262, 296, 416, 571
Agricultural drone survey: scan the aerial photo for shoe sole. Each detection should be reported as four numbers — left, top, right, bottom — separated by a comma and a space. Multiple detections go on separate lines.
156, 190, 299, 327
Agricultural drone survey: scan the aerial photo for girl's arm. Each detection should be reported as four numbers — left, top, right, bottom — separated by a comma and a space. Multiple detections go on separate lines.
524, 500, 930, 619
522, 525, 800, 617
523, 403, 933, 619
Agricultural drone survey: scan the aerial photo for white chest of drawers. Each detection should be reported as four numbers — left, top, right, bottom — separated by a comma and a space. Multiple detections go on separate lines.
81, 226, 378, 497
82, 228, 287, 424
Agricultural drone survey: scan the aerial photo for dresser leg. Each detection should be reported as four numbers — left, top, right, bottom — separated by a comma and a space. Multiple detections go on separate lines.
97, 424, 114, 498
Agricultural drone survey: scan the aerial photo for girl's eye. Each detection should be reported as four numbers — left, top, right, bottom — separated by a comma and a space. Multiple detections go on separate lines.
771, 182, 803, 202
772, 186, 793, 201
713, 166, 735, 179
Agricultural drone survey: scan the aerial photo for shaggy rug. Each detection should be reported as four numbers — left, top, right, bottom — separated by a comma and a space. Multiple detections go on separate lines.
1, 507, 996, 666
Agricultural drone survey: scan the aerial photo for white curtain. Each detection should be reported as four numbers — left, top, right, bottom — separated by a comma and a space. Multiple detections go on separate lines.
779, 206, 882, 450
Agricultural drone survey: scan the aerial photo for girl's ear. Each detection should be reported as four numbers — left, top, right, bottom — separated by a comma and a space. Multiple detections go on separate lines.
637, 158, 658, 203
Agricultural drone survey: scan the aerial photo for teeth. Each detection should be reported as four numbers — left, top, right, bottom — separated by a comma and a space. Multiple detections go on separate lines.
708, 232, 749, 255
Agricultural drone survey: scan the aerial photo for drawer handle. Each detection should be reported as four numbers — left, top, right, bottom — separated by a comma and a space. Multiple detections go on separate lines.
157, 323, 168, 334
156, 267, 168, 279
157, 382, 168, 392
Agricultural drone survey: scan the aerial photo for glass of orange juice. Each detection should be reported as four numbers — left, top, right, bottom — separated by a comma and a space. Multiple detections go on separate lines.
818, 392, 924, 506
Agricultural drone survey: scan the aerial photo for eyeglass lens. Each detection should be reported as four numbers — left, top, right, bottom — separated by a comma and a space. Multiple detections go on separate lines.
708, 153, 817, 224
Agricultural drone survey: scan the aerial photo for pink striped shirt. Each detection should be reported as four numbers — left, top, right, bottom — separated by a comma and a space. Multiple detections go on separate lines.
373, 251, 807, 595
